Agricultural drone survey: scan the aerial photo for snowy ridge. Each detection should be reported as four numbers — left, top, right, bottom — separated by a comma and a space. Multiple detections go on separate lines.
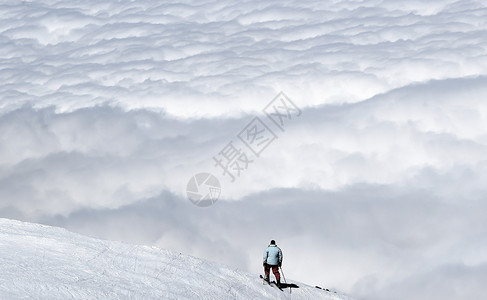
0, 218, 352, 299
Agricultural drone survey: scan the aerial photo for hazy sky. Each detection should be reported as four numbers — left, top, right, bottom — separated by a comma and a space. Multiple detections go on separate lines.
1, 1, 487, 299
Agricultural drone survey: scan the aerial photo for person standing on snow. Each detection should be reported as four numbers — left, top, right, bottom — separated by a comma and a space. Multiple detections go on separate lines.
263, 240, 283, 287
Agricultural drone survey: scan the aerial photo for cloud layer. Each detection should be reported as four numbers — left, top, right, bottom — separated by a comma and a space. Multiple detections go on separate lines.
2, 1, 487, 299
1, 0, 487, 117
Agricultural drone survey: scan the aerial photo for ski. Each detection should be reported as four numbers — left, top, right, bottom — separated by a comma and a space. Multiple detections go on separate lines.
260, 275, 283, 291
270, 281, 283, 291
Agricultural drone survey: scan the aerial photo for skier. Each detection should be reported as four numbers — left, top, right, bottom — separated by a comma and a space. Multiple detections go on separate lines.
263, 240, 283, 287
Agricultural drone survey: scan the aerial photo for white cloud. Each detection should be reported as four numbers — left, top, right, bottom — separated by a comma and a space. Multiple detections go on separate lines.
1, 0, 487, 117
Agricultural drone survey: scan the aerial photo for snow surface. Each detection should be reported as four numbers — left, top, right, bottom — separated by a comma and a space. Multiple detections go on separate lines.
0, 218, 352, 300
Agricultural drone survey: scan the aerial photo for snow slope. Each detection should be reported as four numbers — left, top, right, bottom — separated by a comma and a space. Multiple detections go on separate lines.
0, 218, 352, 300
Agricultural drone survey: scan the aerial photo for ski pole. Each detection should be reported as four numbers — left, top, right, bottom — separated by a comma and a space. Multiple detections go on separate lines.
280, 266, 287, 284
280, 266, 290, 295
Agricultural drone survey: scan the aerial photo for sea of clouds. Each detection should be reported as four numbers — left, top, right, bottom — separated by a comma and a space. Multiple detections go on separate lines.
1, 0, 487, 299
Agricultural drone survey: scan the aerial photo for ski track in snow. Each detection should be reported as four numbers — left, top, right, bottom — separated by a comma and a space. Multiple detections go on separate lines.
0, 218, 353, 300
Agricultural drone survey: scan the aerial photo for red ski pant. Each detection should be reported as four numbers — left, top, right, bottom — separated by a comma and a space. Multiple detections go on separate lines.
264, 264, 280, 281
